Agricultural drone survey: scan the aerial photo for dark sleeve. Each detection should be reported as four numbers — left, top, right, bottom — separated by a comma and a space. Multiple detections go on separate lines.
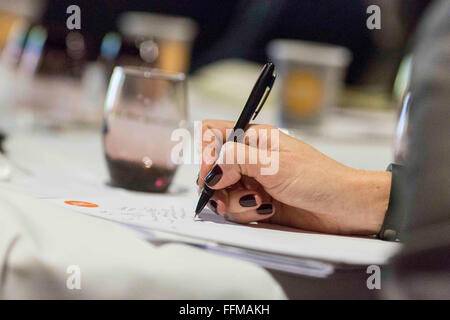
390, 0, 450, 299
378, 163, 406, 241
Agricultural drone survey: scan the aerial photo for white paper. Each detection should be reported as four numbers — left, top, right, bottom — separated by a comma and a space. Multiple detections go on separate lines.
45, 193, 401, 265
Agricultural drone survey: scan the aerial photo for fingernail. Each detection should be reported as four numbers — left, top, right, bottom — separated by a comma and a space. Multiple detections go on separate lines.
257, 204, 273, 215
196, 173, 199, 185
239, 194, 257, 207
209, 200, 218, 214
204, 165, 223, 187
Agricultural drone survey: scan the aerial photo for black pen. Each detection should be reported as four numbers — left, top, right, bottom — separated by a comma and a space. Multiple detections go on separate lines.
195, 62, 276, 216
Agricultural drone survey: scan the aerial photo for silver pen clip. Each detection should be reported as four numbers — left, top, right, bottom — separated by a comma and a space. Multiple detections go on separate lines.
253, 86, 271, 120
252, 74, 276, 120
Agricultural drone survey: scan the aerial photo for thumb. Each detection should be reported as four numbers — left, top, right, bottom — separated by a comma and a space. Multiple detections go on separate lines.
203, 142, 275, 190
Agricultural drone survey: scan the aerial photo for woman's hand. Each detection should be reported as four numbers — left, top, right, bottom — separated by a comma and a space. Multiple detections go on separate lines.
197, 120, 391, 236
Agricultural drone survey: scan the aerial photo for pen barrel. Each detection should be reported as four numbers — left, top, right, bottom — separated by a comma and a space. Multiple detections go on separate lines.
202, 185, 215, 198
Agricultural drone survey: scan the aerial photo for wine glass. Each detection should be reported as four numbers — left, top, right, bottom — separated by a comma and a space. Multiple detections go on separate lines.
103, 66, 187, 193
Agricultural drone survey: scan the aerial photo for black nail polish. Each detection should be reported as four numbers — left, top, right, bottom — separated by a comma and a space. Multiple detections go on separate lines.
204, 165, 223, 187
239, 194, 257, 207
196, 174, 199, 185
209, 200, 218, 214
257, 204, 273, 215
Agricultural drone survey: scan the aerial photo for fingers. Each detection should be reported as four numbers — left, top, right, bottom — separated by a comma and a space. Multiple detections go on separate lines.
224, 205, 275, 224
198, 127, 222, 188
201, 180, 276, 223
206, 189, 228, 215
197, 121, 281, 224
198, 120, 235, 188
212, 187, 275, 223
197, 179, 243, 215
227, 189, 262, 213
203, 141, 274, 190
225, 190, 275, 224
198, 120, 280, 189
240, 176, 261, 190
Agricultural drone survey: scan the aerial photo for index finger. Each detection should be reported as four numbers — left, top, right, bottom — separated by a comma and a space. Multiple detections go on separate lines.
198, 120, 235, 188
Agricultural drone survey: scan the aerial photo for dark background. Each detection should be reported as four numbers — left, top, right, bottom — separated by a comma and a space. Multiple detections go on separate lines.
39, 0, 433, 85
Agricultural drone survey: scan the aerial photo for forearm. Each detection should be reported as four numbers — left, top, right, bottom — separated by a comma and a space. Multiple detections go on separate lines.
274, 165, 392, 236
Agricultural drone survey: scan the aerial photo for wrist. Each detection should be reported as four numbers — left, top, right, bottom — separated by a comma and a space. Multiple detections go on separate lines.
343, 169, 391, 235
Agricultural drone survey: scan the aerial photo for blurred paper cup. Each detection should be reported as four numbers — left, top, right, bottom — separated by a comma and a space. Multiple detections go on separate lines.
119, 12, 197, 73
267, 39, 351, 126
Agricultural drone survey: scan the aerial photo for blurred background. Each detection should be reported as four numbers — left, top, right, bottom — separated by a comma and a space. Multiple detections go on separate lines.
0, 0, 433, 136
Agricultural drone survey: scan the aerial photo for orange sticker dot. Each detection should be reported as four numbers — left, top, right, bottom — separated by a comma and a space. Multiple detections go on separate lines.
64, 200, 99, 208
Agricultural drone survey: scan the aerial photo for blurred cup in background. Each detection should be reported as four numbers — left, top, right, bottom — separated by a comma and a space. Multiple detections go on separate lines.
118, 12, 197, 73
267, 39, 351, 126
103, 66, 187, 193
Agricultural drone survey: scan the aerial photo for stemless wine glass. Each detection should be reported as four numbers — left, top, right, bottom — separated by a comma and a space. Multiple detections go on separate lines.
103, 66, 187, 193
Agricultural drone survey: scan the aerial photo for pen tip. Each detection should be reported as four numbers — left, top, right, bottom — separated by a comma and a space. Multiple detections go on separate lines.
194, 204, 202, 215
195, 186, 214, 217
195, 197, 207, 216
